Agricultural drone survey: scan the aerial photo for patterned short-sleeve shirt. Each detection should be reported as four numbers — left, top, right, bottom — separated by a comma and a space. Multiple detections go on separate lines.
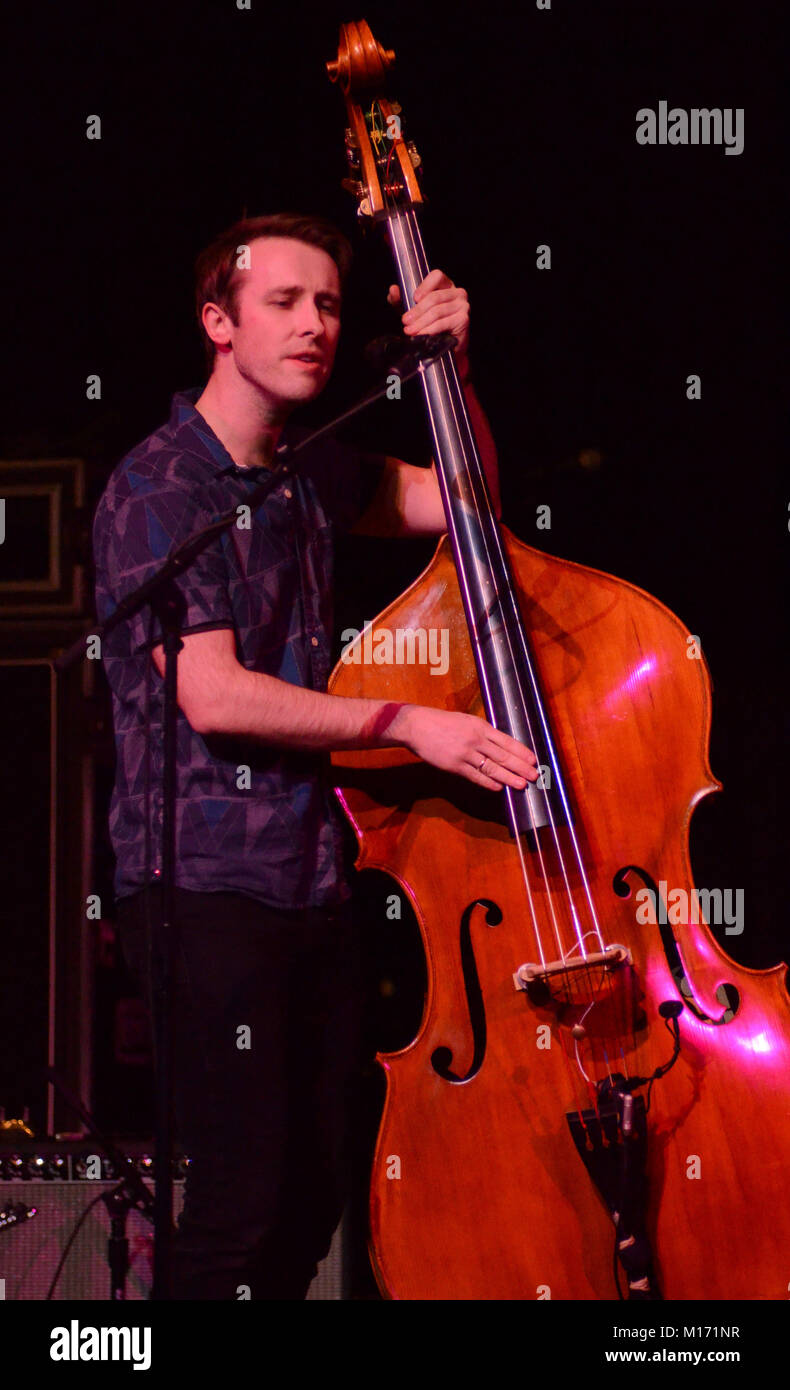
93, 388, 386, 909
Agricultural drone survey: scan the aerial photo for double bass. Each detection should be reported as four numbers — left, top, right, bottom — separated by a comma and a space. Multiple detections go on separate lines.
326, 20, 789, 1300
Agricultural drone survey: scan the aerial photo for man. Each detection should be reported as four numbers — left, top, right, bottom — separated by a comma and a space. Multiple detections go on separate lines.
93, 212, 537, 1299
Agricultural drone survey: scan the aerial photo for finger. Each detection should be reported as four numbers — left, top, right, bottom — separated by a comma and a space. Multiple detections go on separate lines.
485, 730, 539, 764
403, 312, 468, 340
489, 762, 535, 790
404, 290, 465, 317
465, 762, 504, 791
387, 284, 401, 305
468, 752, 535, 790
480, 741, 539, 782
467, 761, 529, 791
414, 269, 453, 297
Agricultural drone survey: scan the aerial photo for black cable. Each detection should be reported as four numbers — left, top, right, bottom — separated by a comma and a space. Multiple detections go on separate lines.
613, 1223, 625, 1300
645, 1016, 681, 1114
46, 1190, 107, 1300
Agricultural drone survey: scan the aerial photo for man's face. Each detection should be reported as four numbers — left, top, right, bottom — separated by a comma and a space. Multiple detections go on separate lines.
215, 236, 342, 409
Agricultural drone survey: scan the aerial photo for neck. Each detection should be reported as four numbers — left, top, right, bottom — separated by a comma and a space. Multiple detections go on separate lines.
194, 369, 289, 469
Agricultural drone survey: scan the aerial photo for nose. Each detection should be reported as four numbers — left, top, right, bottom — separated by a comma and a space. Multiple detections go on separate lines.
297, 299, 326, 339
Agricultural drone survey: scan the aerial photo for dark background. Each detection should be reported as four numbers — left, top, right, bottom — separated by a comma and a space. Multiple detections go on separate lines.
2, 0, 785, 1294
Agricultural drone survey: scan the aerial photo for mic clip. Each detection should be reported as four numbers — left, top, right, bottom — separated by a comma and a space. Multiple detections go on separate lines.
365, 331, 458, 375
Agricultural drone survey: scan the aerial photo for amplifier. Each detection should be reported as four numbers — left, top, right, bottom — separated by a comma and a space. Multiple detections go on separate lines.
0, 1146, 345, 1300
1, 1177, 183, 1300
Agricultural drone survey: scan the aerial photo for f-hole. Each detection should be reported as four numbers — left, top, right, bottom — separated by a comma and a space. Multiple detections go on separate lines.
613, 865, 739, 1026
431, 897, 502, 1082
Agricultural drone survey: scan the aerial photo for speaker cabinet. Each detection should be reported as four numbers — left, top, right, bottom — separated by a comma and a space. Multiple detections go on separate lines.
0, 658, 95, 1136
0, 1154, 345, 1300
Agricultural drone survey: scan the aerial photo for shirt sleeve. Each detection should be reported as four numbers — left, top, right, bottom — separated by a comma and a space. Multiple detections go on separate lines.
94, 480, 235, 656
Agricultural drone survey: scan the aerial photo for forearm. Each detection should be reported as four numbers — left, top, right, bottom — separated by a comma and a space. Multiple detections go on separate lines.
160, 630, 537, 789
200, 664, 413, 752
201, 665, 536, 794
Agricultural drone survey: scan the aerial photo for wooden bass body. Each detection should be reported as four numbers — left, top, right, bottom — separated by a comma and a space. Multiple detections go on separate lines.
330, 529, 790, 1300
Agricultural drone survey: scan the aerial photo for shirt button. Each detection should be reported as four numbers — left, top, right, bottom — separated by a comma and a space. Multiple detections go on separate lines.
283, 488, 292, 499
311, 637, 319, 647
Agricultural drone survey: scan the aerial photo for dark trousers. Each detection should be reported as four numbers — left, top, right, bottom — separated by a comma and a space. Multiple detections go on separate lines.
115, 884, 364, 1300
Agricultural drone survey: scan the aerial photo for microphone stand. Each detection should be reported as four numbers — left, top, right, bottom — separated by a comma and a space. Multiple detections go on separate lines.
44, 1066, 156, 1300
54, 334, 455, 1299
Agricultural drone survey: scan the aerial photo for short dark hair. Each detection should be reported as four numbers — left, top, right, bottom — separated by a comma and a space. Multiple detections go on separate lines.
194, 212, 353, 365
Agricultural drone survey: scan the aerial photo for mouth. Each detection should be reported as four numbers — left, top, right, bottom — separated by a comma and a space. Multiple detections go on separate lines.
287, 354, 324, 369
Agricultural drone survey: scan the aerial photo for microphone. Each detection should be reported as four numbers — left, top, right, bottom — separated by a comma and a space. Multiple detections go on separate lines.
658, 1000, 683, 1020
364, 331, 458, 373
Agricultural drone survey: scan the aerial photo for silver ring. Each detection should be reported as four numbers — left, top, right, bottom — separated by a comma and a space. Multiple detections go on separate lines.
478, 757, 488, 774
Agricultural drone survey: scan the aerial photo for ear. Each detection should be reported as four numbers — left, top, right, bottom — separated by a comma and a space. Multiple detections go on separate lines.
201, 301, 234, 354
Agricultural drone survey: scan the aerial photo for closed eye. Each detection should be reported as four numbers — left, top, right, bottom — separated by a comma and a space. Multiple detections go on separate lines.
270, 298, 338, 315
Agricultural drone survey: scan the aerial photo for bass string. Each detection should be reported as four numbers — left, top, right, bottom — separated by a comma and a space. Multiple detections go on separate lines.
392, 202, 601, 969
375, 138, 628, 1084
403, 203, 632, 1085
369, 113, 637, 1100
378, 206, 563, 956
389, 197, 601, 960
409, 213, 632, 1090
383, 143, 637, 1095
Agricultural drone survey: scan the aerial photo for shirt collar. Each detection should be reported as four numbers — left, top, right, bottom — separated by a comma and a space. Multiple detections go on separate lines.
168, 387, 299, 478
